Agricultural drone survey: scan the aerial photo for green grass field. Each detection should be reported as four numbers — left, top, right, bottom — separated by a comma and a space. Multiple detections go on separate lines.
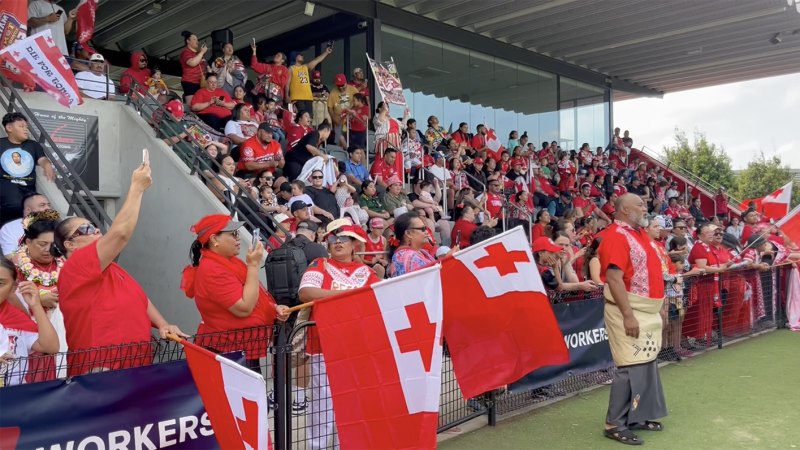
440, 331, 800, 450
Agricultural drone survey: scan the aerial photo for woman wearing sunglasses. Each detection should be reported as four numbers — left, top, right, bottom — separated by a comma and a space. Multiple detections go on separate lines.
52, 160, 188, 376
298, 218, 379, 448
181, 214, 289, 369
389, 211, 455, 277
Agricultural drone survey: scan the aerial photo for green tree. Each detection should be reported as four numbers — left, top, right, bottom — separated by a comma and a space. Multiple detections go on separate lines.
734, 152, 799, 208
662, 129, 735, 193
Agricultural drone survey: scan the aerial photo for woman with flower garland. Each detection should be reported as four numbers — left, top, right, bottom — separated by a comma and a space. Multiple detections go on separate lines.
10, 210, 67, 380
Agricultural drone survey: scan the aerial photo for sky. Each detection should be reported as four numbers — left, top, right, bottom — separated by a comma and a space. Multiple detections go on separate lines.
613, 72, 800, 170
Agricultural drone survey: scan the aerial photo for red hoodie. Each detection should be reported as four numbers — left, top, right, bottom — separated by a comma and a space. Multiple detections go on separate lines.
119, 50, 151, 94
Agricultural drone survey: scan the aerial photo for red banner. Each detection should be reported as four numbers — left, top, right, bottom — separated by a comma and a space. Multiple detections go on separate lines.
0, 0, 34, 87
75, 0, 97, 54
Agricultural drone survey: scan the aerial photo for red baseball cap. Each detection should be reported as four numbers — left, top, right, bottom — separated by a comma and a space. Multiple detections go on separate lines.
312, 70, 321, 79
473, 157, 484, 165
334, 73, 347, 86
164, 99, 184, 120
532, 237, 563, 253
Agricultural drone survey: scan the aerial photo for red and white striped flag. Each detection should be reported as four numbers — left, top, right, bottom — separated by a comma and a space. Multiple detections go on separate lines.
181, 340, 272, 450
0, 30, 83, 107
75, 0, 97, 53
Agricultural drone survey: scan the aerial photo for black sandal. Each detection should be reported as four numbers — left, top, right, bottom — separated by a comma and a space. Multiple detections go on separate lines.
630, 421, 664, 431
604, 427, 644, 445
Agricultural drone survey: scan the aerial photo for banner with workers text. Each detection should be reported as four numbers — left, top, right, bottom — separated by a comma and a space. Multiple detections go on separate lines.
0, 353, 244, 450
510, 297, 614, 392
366, 54, 407, 106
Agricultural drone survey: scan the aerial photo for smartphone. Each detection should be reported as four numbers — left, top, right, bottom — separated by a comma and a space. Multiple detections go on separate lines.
218, 96, 224, 101
326, 40, 334, 49
455, 230, 462, 246
251, 228, 261, 248
56, 10, 63, 16
142, 149, 150, 165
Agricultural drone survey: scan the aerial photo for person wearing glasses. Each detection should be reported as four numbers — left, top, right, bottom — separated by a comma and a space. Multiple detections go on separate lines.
389, 211, 455, 277
298, 218, 378, 448
119, 50, 151, 95
52, 159, 188, 376
181, 214, 289, 370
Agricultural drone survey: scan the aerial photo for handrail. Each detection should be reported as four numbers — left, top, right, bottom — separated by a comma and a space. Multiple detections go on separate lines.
123, 78, 288, 248
68, 56, 115, 101
0, 74, 112, 231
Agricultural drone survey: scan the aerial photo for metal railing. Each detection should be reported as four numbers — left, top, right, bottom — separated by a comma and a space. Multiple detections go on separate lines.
0, 73, 112, 231
68, 57, 116, 101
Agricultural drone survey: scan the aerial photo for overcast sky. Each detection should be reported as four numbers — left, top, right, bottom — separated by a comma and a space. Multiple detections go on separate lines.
614, 72, 800, 170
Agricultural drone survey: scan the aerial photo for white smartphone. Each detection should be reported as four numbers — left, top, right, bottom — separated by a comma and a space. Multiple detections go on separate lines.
142, 149, 150, 165
251, 228, 261, 248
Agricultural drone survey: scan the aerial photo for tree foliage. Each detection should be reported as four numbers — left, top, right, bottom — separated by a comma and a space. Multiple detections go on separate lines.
662, 129, 735, 194
734, 152, 799, 208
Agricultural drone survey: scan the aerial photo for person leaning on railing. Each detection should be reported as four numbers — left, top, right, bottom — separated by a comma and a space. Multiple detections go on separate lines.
532, 237, 597, 294
52, 157, 188, 376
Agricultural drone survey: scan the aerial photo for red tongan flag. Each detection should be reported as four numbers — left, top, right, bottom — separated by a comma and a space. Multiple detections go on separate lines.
75, 0, 97, 53
181, 339, 273, 450
777, 203, 800, 249
313, 265, 443, 450
0, 0, 35, 88
441, 226, 569, 399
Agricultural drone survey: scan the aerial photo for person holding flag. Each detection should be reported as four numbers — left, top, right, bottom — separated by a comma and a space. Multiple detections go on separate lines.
597, 194, 668, 445
298, 218, 379, 449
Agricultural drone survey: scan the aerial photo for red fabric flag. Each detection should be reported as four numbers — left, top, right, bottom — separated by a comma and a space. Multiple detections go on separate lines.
75, 0, 97, 54
313, 265, 443, 450
761, 181, 793, 220
0, 0, 35, 88
441, 226, 569, 399
777, 204, 800, 249
0, 30, 83, 107
739, 197, 763, 212
182, 339, 272, 450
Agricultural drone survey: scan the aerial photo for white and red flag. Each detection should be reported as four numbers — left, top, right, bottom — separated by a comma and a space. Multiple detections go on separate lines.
181, 339, 272, 450
75, 0, 97, 54
441, 226, 569, 399
484, 127, 506, 161
313, 264, 442, 450
0, 0, 34, 87
761, 181, 793, 220
0, 30, 83, 107
777, 203, 800, 249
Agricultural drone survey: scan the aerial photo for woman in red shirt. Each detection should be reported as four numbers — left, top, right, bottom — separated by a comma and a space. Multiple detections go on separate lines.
179, 30, 208, 103
685, 223, 731, 347
181, 214, 289, 367
531, 209, 551, 242
54, 162, 187, 376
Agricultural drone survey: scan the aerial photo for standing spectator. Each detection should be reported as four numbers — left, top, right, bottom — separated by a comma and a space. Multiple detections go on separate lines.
739, 208, 760, 245
686, 223, 731, 347
597, 194, 667, 445
181, 214, 289, 368
348, 67, 370, 103
212, 42, 247, 96
179, 31, 208, 103
28, 0, 76, 56
119, 51, 151, 95
556, 152, 577, 194
53, 162, 187, 376
373, 101, 407, 178
726, 216, 744, 241
310, 71, 331, 127
714, 187, 729, 220
0, 193, 51, 257
343, 146, 369, 186
327, 73, 357, 146
1, 113, 55, 227
507, 130, 519, 153
286, 47, 333, 115
284, 123, 332, 181
424, 116, 448, 149
249, 43, 289, 103
190, 73, 236, 131
254, 97, 286, 143
345, 94, 370, 151
236, 123, 284, 177
75, 54, 116, 100
298, 218, 378, 448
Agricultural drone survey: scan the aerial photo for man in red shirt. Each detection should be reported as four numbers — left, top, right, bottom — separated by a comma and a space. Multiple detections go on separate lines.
370, 147, 398, 189
237, 123, 284, 176
189, 73, 235, 131
739, 209, 760, 245
451, 205, 479, 248
573, 182, 610, 223
597, 193, 667, 445
345, 93, 369, 151
471, 124, 489, 157
482, 179, 505, 221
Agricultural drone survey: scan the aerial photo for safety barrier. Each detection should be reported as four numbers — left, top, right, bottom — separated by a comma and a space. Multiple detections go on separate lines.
0, 265, 790, 448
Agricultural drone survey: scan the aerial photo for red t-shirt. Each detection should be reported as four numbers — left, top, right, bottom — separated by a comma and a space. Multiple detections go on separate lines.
471, 134, 487, 151
59, 241, 152, 375
740, 224, 754, 245
531, 222, 546, 241
180, 47, 204, 84
597, 223, 665, 298
370, 158, 397, 182
451, 219, 478, 248
348, 104, 370, 132
601, 201, 615, 217
191, 88, 233, 119
362, 234, 386, 264
452, 131, 472, 149
484, 192, 504, 219
237, 136, 283, 173
572, 196, 597, 217
689, 241, 719, 268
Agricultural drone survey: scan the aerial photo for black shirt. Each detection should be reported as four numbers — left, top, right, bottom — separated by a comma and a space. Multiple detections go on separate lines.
0, 138, 45, 188
286, 130, 321, 166
290, 235, 328, 263
305, 185, 340, 218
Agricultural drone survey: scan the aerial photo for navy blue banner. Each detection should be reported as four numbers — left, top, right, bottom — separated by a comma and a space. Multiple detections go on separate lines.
0, 353, 243, 450
511, 298, 613, 391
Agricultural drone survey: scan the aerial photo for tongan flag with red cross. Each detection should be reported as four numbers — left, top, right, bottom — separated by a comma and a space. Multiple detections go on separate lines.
441, 226, 569, 399
313, 264, 443, 450
0, 30, 82, 107
485, 127, 506, 161
182, 340, 272, 450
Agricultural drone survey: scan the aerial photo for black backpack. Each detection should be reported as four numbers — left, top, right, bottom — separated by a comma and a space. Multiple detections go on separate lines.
265, 238, 308, 307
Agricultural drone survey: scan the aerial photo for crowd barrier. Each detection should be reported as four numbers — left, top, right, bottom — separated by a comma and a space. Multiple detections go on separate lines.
0, 265, 790, 449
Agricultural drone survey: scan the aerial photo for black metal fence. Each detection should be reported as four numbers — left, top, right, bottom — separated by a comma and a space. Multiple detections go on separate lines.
1, 265, 790, 448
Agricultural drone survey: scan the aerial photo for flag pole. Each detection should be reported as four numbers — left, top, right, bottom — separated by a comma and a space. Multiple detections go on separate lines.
284, 301, 315, 314
165, 332, 184, 343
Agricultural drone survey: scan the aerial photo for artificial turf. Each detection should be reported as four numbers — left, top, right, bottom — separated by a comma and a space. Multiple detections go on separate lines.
439, 330, 800, 449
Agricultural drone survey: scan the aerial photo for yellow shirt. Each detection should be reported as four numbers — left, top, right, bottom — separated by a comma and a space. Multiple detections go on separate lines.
327, 85, 359, 125
288, 65, 312, 102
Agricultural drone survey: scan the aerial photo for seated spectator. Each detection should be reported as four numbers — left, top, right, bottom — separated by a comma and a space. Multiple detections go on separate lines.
0, 193, 51, 257
212, 42, 247, 96
452, 205, 479, 248
554, 191, 574, 217
357, 217, 389, 279
290, 201, 320, 230
508, 190, 534, 225
531, 209, 551, 241
370, 147, 399, 189
284, 122, 331, 182
119, 50, 150, 95
573, 182, 610, 223
689, 197, 705, 222
480, 179, 505, 221
208, 154, 257, 206
343, 146, 369, 186
305, 169, 340, 219
258, 182, 288, 215
1, 113, 56, 227
382, 176, 415, 219
466, 157, 487, 193
359, 180, 393, 225
231, 86, 255, 117
410, 179, 444, 222
190, 73, 236, 131
225, 103, 259, 146
236, 123, 283, 177
276, 181, 292, 206
289, 180, 331, 223
389, 211, 438, 277
266, 213, 292, 251
75, 54, 116, 100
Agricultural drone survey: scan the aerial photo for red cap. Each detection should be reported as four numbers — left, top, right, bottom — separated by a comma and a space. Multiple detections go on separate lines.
334, 73, 347, 86
473, 157, 484, 165
532, 237, 563, 253
190, 214, 243, 245
165, 99, 184, 119
312, 70, 321, 79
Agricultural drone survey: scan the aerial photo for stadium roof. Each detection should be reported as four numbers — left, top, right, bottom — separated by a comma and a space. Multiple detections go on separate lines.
88, 0, 800, 98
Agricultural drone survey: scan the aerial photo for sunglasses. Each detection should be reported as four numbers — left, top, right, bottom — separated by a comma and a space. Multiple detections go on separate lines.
408, 226, 428, 232
326, 235, 352, 244
69, 222, 100, 240
220, 230, 240, 239
139, 58, 147, 62
311, 175, 324, 180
